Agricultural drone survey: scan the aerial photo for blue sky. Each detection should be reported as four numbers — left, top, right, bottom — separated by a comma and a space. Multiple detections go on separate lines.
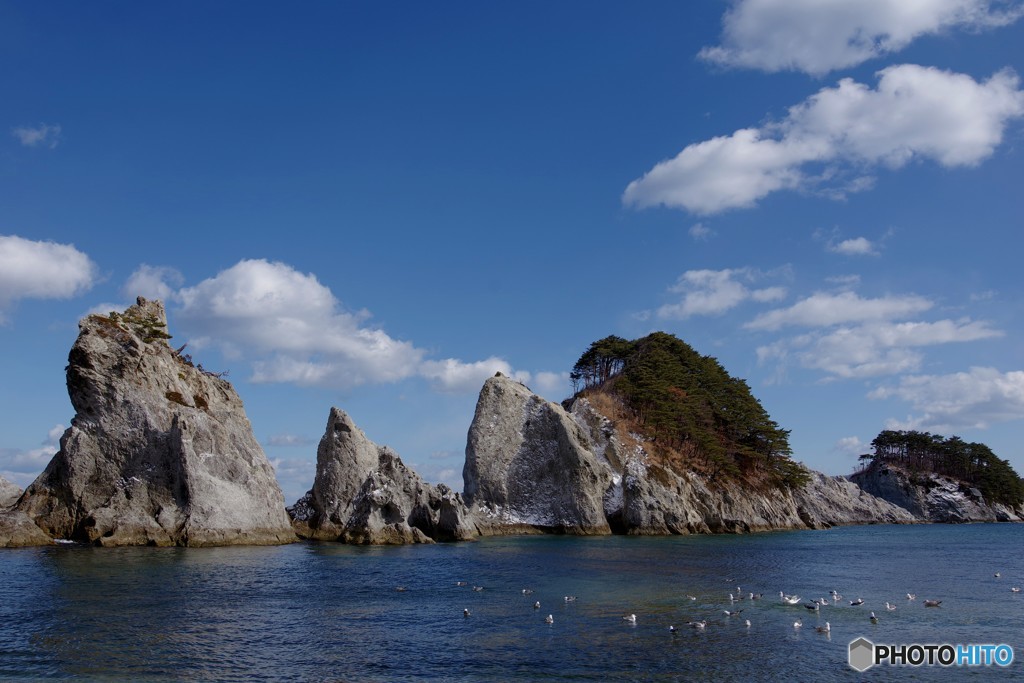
2, 1, 1023, 504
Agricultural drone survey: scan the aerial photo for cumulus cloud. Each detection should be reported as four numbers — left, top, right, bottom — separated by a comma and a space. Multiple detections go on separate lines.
765, 319, 1002, 379
689, 223, 714, 241
829, 237, 877, 256
174, 258, 549, 394
11, 123, 62, 149
870, 367, 1024, 432
0, 235, 97, 321
623, 66, 1024, 214
657, 268, 787, 320
700, 0, 1024, 75
265, 434, 315, 448
746, 291, 933, 331
834, 436, 868, 456
122, 265, 185, 303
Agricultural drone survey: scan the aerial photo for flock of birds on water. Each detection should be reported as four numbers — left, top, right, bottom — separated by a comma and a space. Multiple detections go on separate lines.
404, 571, 1023, 639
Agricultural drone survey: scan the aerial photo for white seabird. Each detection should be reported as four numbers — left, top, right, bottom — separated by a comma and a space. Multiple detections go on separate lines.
793, 619, 802, 629
849, 598, 864, 606
687, 620, 707, 629
816, 622, 831, 633
885, 602, 897, 611
870, 612, 878, 624
545, 614, 554, 624
780, 592, 801, 605
623, 614, 637, 624
534, 601, 541, 609
463, 608, 471, 617
906, 593, 916, 600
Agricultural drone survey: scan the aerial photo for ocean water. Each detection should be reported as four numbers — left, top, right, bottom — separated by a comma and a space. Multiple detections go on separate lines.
1, 524, 1021, 681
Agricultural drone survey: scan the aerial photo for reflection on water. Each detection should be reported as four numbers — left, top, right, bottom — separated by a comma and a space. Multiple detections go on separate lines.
1, 525, 1022, 681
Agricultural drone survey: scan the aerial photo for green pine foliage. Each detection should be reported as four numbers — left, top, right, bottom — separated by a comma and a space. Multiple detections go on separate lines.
570, 332, 809, 490
863, 430, 1024, 507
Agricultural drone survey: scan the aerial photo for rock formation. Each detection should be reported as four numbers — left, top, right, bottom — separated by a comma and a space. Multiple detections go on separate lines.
288, 407, 477, 543
464, 374, 916, 535
13, 297, 296, 547
0, 477, 53, 548
851, 460, 1024, 523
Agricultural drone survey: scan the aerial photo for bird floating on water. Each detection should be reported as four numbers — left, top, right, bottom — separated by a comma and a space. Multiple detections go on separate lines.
686, 595, 697, 601
793, 619, 802, 629
849, 598, 864, 606
870, 612, 879, 625
995, 572, 1001, 578
885, 602, 897, 611
924, 599, 942, 607
906, 593, 916, 600
564, 596, 577, 602
623, 614, 637, 624
816, 622, 831, 633
522, 589, 533, 595
804, 603, 819, 612
744, 619, 751, 628
463, 608, 471, 617
455, 581, 467, 586
395, 586, 407, 592
534, 601, 541, 609
688, 620, 707, 630
724, 609, 743, 617
1011, 587, 1021, 593
472, 586, 484, 592
669, 625, 677, 633
780, 592, 801, 605
750, 593, 762, 600
545, 614, 554, 624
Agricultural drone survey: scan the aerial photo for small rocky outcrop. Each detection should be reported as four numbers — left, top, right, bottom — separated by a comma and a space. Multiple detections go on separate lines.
12, 298, 296, 547
464, 374, 916, 535
289, 407, 477, 543
0, 477, 53, 548
851, 460, 1024, 523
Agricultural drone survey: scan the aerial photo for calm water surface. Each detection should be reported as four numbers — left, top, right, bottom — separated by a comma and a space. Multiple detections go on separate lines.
1, 524, 1022, 681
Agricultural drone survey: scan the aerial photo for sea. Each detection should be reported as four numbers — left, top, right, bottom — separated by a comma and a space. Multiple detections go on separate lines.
1, 523, 1021, 682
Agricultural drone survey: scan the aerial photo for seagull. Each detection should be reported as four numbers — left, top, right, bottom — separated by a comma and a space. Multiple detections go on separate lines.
924, 599, 942, 607
780, 592, 801, 605
729, 594, 736, 602
885, 602, 897, 611
870, 612, 879, 624
817, 598, 830, 606
564, 596, 577, 602
724, 609, 744, 617
623, 614, 637, 624
995, 572, 1001, 578
456, 581, 468, 586
816, 622, 831, 633
906, 593, 916, 600
395, 586, 407, 592
745, 619, 751, 628
793, 619, 803, 629
687, 620, 707, 630
522, 589, 534, 595
1011, 588, 1021, 593
750, 593, 763, 600
669, 625, 678, 633
472, 586, 484, 592
686, 595, 697, 601
804, 603, 820, 612
534, 601, 541, 609
545, 614, 554, 624
463, 608, 471, 617
849, 598, 864, 606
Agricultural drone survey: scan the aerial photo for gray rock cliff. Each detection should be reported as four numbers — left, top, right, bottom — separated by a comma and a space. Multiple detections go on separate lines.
289, 407, 477, 543
14, 298, 296, 547
850, 460, 1023, 523
464, 374, 916, 535
0, 477, 53, 548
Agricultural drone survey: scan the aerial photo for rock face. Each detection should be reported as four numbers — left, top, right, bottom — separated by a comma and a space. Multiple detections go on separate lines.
288, 407, 477, 543
850, 460, 1024, 523
464, 374, 916, 535
14, 298, 296, 547
0, 477, 53, 548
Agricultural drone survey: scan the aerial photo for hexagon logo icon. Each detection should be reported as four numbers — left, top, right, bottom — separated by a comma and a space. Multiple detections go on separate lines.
849, 637, 875, 672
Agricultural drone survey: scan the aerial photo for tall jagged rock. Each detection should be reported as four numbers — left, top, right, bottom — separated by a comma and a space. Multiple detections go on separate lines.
15, 298, 296, 547
463, 375, 612, 534
288, 407, 477, 543
851, 460, 1024, 523
464, 374, 917, 535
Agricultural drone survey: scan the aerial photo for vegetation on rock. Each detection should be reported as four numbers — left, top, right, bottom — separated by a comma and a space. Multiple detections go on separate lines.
860, 430, 1024, 507
569, 332, 809, 489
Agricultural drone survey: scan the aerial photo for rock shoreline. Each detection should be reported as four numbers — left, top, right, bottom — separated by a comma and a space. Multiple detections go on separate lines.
1, 302, 1017, 549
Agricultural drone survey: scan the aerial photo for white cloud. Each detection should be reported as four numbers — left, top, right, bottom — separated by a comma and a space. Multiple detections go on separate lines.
0, 424, 63, 488
532, 371, 571, 399
834, 436, 867, 456
624, 66, 1024, 214
657, 268, 787, 320
870, 367, 1024, 432
700, 0, 1024, 75
689, 223, 714, 241
11, 123, 62, 149
122, 265, 185, 303
759, 318, 1002, 379
0, 235, 97, 321
420, 357, 528, 394
265, 433, 315, 448
747, 291, 933, 331
173, 258, 548, 395
829, 237, 877, 256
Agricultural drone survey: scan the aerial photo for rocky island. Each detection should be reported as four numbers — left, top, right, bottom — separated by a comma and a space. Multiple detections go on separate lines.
2, 309, 1019, 549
